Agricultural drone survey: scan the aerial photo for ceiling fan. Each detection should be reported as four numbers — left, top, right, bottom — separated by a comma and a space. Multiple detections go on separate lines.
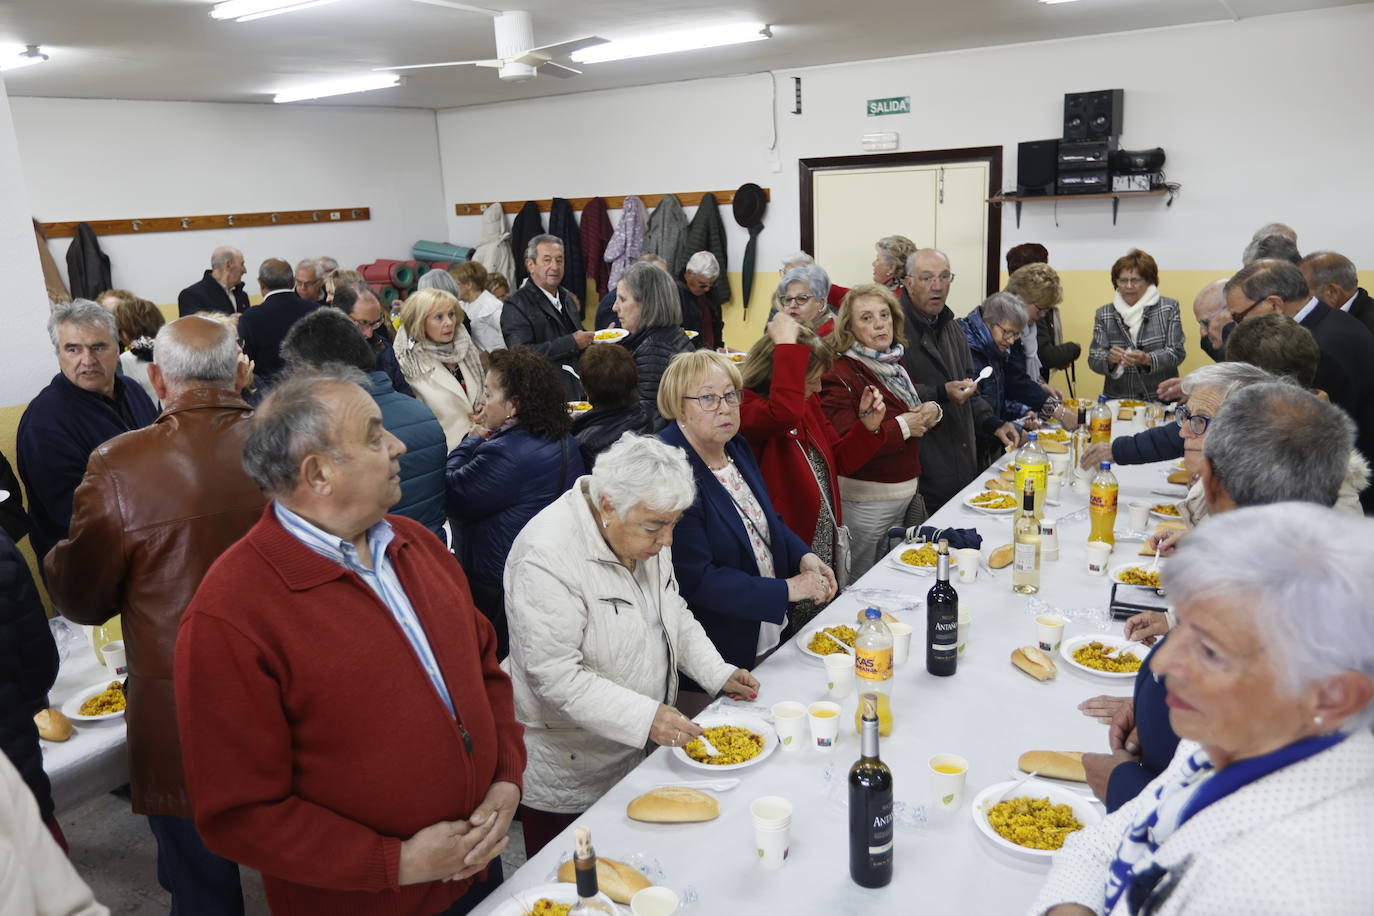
380, 4, 607, 82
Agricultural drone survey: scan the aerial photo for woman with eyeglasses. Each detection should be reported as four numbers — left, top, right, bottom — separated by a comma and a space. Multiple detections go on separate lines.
959, 291, 1079, 469
394, 288, 486, 450
819, 285, 944, 578
658, 351, 836, 695
776, 263, 837, 337
1088, 249, 1187, 399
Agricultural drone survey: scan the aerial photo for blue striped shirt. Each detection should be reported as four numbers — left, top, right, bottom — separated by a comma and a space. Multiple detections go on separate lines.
273, 503, 456, 718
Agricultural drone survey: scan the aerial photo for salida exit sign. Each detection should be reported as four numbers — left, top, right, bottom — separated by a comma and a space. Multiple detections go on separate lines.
867, 96, 910, 116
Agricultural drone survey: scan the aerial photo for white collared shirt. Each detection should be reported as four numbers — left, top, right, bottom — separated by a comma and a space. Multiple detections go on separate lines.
1341, 291, 1358, 312
1294, 297, 1321, 324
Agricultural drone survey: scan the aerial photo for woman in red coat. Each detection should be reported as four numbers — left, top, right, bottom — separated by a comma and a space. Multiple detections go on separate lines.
738, 313, 885, 623
820, 284, 943, 579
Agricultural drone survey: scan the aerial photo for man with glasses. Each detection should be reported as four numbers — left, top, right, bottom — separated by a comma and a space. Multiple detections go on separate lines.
896, 248, 1019, 513
1192, 279, 1232, 363
332, 280, 413, 397
294, 258, 327, 305
1224, 259, 1374, 513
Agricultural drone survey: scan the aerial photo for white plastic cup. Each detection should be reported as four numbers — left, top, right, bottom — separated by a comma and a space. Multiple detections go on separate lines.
631, 887, 680, 916
957, 609, 971, 654
1045, 474, 1062, 502
100, 640, 128, 677
1127, 501, 1150, 532
888, 621, 913, 666
1086, 540, 1113, 575
929, 754, 969, 811
822, 654, 855, 700
1049, 451, 1071, 476
771, 701, 808, 753
807, 701, 842, 752
1040, 518, 1059, 562
750, 796, 793, 869
1035, 613, 1066, 652
956, 548, 980, 583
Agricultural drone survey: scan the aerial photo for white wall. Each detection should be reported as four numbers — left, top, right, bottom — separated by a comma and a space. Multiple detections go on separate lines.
0, 76, 57, 406
10, 98, 449, 305
437, 4, 1374, 281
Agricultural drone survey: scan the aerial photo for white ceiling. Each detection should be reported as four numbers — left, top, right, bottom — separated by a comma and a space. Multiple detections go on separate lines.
0, 0, 1366, 110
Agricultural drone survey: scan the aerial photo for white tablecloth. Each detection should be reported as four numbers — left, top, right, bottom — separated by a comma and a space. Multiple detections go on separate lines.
470, 413, 1184, 915
42, 643, 129, 813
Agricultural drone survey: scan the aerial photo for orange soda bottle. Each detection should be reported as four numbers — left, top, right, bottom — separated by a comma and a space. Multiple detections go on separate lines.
1088, 461, 1119, 546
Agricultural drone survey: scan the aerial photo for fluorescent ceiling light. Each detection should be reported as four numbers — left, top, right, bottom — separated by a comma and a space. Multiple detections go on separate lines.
0, 45, 49, 72
274, 73, 403, 103
210, 0, 343, 23
1039, 0, 1084, 4
570, 22, 771, 64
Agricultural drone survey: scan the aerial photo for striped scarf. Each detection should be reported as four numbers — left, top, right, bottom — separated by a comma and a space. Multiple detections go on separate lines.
847, 342, 921, 409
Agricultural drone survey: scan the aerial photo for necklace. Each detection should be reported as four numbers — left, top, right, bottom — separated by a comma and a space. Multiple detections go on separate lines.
706, 454, 734, 472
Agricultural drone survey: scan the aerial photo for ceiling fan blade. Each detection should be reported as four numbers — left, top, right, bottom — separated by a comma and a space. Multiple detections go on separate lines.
538, 61, 582, 78
472, 59, 506, 68
510, 51, 550, 66
524, 34, 608, 58
405, 0, 498, 14
375, 58, 486, 71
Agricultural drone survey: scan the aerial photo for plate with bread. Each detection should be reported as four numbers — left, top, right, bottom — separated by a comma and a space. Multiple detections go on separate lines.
1018, 750, 1087, 784
552, 855, 657, 904
487, 882, 627, 916
671, 712, 776, 772
972, 778, 1101, 860
61, 680, 127, 722
1059, 635, 1148, 678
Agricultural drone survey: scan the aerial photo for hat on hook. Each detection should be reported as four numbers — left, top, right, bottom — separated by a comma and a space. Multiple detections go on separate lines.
731, 183, 768, 312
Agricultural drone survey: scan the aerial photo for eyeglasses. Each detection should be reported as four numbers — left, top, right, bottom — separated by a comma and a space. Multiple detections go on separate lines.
782, 294, 814, 306
1198, 305, 1230, 331
1116, 276, 1147, 287
1175, 405, 1212, 436
1230, 296, 1270, 323
683, 390, 742, 411
352, 316, 384, 332
910, 272, 954, 284
990, 323, 1021, 342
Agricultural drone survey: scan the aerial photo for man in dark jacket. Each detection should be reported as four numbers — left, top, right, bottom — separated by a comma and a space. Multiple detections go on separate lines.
501, 234, 593, 398
0, 529, 61, 845
281, 309, 448, 541
0, 451, 28, 544
45, 316, 266, 913
17, 299, 159, 563
331, 281, 413, 397
1302, 250, 1374, 338
177, 246, 249, 316
679, 251, 725, 350
237, 257, 319, 389
897, 250, 1019, 514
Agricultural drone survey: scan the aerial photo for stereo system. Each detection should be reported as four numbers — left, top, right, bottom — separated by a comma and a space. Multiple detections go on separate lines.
1015, 90, 1165, 197
1063, 89, 1123, 141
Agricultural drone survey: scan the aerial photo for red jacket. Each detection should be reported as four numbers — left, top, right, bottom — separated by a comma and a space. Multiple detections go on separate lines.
819, 355, 923, 484
740, 344, 887, 543
175, 507, 525, 916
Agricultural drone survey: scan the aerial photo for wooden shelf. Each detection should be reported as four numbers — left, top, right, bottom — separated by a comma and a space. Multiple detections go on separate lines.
987, 189, 1170, 227
39, 207, 371, 239
454, 188, 768, 217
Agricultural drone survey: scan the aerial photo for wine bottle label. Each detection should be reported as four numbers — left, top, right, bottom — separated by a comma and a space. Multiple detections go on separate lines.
1014, 542, 1038, 572
930, 616, 957, 645
855, 646, 892, 682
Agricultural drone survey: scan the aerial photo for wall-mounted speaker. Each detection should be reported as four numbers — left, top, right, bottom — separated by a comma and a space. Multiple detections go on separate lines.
1017, 139, 1059, 196
1063, 89, 1124, 141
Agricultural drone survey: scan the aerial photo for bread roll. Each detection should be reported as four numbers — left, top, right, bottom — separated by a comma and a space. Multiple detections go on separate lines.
1018, 750, 1086, 782
985, 478, 1012, 492
1117, 407, 1135, 421
998, 468, 1017, 484
556, 856, 651, 903
988, 544, 1014, 569
1139, 520, 1187, 556
626, 787, 719, 823
1040, 439, 1068, 455
856, 608, 899, 624
35, 708, 72, 742
1011, 646, 1057, 681
1166, 469, 1191, 486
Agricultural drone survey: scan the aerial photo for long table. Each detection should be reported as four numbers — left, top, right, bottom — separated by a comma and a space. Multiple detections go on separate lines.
42, 635, 130, 813
470, 413, 1183, 915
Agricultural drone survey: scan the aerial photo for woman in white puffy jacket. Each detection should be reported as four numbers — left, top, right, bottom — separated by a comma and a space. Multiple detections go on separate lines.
503, 433, 761, 857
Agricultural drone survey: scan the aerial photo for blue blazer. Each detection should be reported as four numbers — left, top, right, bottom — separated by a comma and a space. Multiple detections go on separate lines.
1107, 635, 1181, 812
659, 424, 810, 671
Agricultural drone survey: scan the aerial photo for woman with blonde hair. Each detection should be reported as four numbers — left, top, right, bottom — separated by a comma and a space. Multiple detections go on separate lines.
394, 288, 485, 449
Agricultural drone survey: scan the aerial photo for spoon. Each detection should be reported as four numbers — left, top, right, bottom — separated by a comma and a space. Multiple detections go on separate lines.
692, 728, 721, 757
975, 365, 993, 383
986, 769, 1041, 809
1106, 640, 1146, 660
820, 628, 855, 654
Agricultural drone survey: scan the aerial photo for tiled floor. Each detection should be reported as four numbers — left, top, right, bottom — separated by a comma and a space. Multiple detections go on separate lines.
60, 791, 528, 914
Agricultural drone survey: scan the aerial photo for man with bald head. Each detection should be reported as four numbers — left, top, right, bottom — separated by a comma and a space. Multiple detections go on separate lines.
1192, 278, 1232, 363
1302, 251, 1374, 337
46, 315, 265, 912
897, 248, 1019, 513
178, 246, 249, 316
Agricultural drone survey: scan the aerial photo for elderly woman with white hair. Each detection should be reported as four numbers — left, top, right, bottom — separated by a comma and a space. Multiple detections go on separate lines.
776, 263, 837, 337
503, 433, 760, 857
1034, 503, 1374, 916
679, 250, 725, 350
872, 235, 918, 292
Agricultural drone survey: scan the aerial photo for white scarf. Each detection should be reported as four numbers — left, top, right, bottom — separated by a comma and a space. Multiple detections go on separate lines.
1112, 285, 1161, 346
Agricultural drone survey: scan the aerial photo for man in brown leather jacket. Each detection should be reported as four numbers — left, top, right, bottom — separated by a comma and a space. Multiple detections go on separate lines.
46, 315, 265, 915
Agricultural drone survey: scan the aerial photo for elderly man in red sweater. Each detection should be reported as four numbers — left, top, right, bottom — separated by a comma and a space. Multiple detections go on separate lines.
174, 368, 524, 916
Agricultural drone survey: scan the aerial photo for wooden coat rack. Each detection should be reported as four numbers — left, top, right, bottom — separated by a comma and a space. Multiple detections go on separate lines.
39, 207, 372, 239
454, 188, 769, 217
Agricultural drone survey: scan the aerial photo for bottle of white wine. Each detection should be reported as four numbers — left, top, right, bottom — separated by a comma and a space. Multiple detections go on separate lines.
567, 827, 617, 915
1012, 478, 1041, 595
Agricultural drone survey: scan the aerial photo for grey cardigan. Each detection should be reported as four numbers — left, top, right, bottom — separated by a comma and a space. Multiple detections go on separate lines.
1087, 297, 1186, 399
